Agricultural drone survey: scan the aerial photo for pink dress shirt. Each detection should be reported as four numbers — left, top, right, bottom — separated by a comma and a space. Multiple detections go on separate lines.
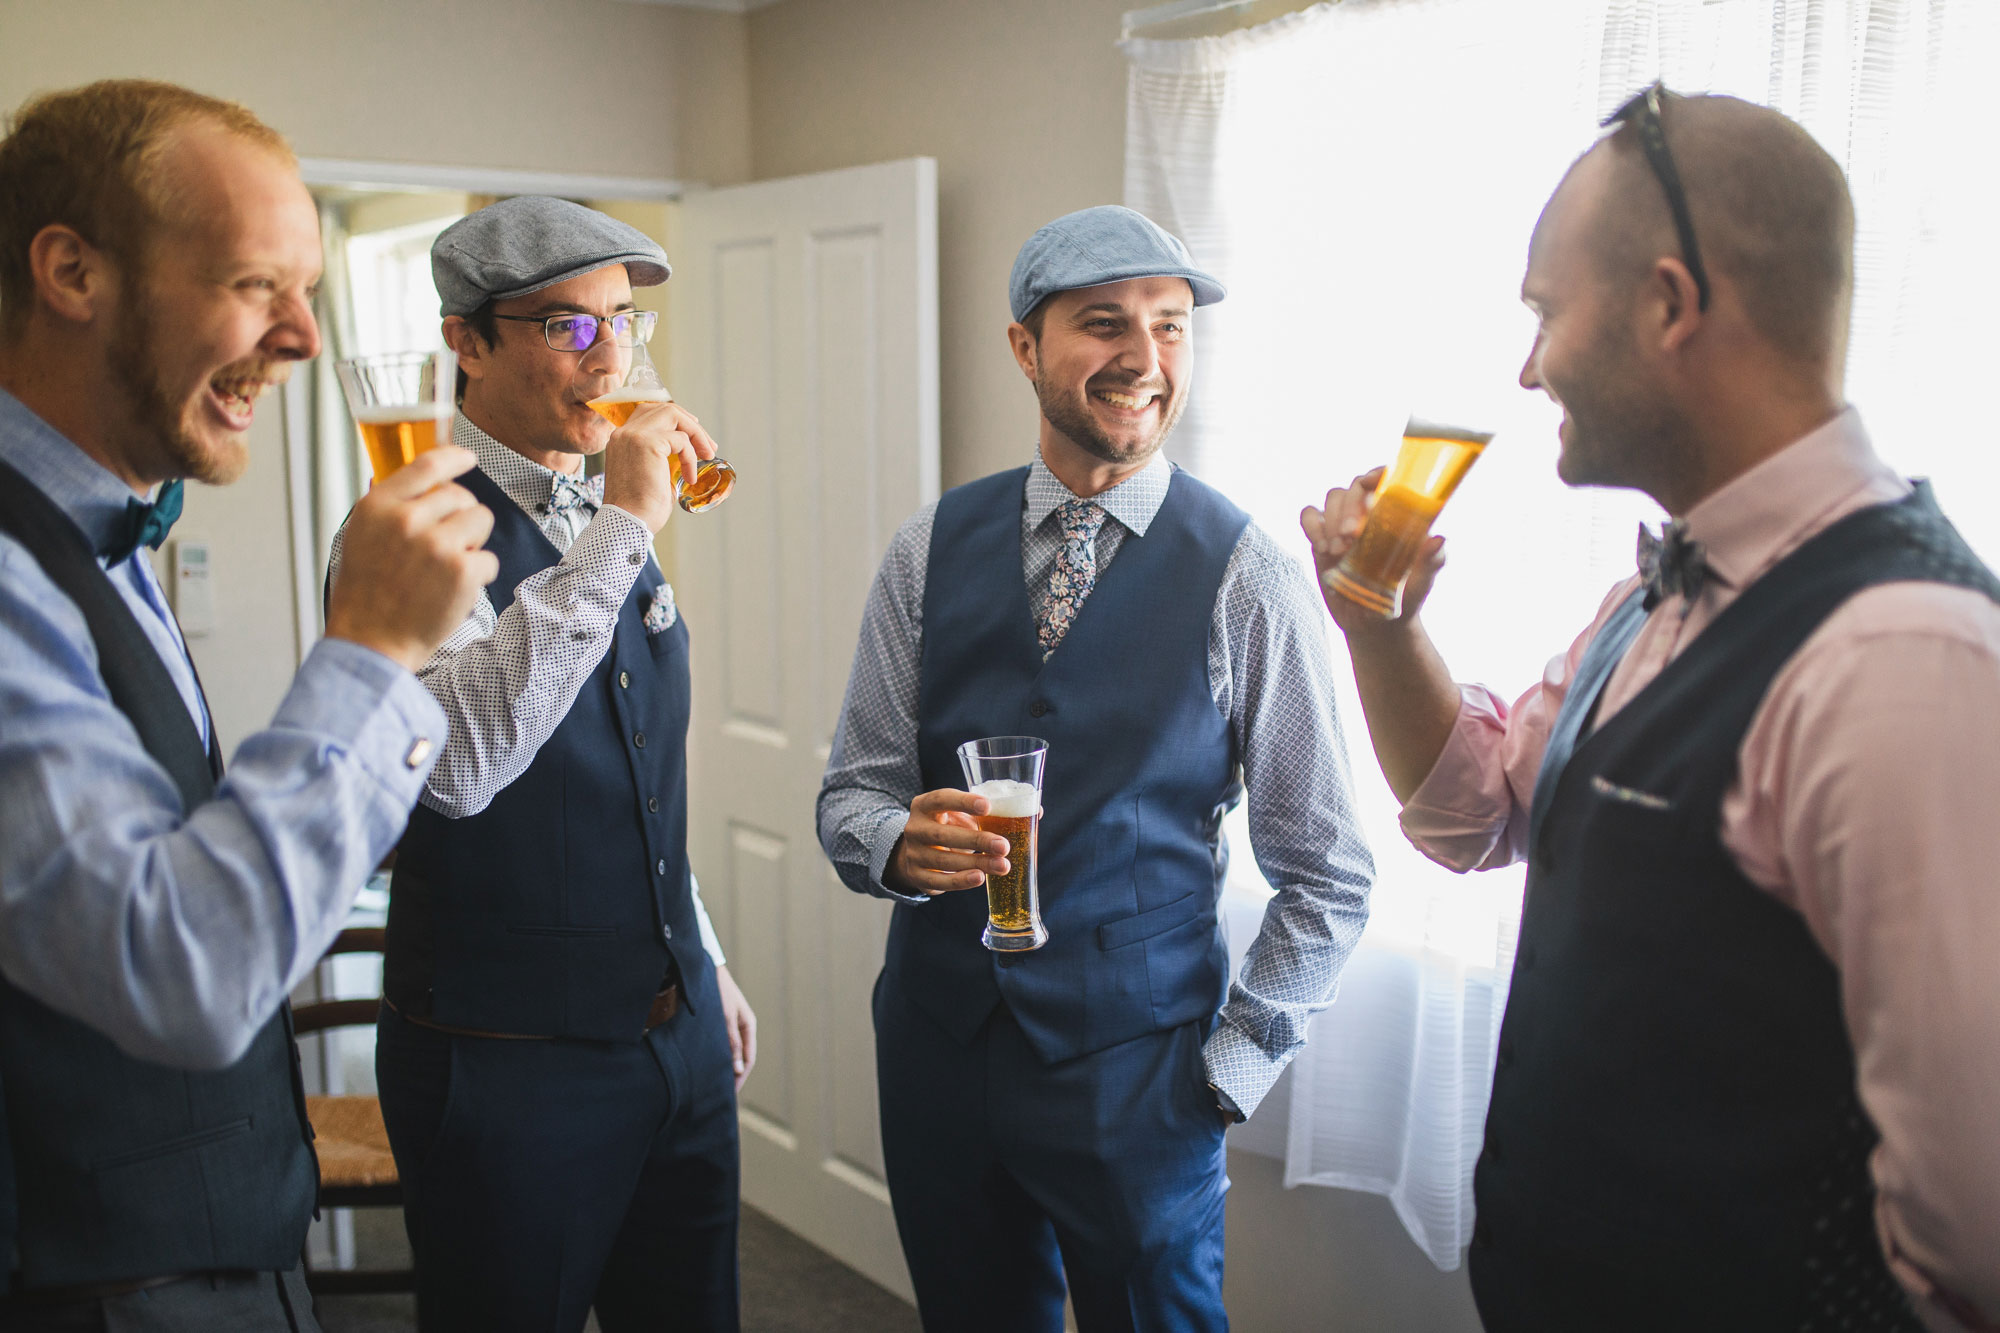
1402, 409, 2000, 1331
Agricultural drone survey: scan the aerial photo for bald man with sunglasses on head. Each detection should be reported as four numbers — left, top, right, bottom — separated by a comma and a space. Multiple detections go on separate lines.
326, 197, 755, 1333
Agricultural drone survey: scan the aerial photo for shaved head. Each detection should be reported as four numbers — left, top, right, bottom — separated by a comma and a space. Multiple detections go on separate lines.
1568, 93, 1854, 370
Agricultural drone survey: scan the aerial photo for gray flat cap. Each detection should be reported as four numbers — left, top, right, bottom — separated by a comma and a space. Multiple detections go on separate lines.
1008, 205, 1224, 323
431, 196, 671, 317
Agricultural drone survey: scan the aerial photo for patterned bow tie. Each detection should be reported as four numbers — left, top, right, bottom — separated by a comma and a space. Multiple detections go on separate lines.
102, 479, 184, 567
1636, 520, 1711, 610
545, 471, 600, 518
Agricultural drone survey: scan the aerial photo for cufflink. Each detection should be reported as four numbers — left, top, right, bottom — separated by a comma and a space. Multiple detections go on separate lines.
405, 737, 434, 769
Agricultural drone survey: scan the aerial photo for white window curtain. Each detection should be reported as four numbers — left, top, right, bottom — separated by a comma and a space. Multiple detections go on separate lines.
1125, 0, 1999, 1271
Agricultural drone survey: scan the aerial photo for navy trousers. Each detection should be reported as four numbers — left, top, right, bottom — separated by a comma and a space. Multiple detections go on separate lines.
874, 971, 1230, 1333
374, 970, 740, 1333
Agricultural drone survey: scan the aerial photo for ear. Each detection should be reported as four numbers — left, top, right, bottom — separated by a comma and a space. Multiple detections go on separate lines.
27, 224, 112, 326
1006, 321, 1038, 381
1649, 256, 1705, 354
442, 316, 486, 384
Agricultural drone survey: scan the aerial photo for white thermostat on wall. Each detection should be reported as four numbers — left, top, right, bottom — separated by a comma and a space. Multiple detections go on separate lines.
169, 540, 214, 637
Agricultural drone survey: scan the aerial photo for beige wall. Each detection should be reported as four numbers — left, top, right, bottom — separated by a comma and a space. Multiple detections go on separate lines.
747, 0, 1130, 489
745, 3, 1485, 1328
0, 0, 751, 184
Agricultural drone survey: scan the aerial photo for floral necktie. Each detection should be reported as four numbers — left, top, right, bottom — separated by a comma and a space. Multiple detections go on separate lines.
1039, 498, 1108, 660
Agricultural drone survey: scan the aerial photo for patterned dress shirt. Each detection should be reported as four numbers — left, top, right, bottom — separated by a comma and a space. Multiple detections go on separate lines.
328, 415, 724, 963
0, 386, 445, 1068
818, 448, 1374, 1116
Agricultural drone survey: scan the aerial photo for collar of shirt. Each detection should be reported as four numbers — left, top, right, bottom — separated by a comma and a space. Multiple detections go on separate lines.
1679, 406, 1908, 602
1023, 447, 1172, 538
0, 386, 167, 554
452, 412, 603, 519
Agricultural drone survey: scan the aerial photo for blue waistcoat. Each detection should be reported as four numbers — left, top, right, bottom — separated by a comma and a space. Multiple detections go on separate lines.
387, 465, 711, 1041
1471, 485, 1992, 1331
0, 458, 316, 1287
897, 465, 1250, 1064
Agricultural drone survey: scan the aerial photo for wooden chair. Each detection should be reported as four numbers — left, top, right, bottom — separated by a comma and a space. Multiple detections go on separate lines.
295, 926, 414, 1297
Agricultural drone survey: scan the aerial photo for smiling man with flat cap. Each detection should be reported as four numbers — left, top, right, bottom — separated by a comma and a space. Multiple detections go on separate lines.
818, 205, 1374, 1332
328, 195, 753, 1333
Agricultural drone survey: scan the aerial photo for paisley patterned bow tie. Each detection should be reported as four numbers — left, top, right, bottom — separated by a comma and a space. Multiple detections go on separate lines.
1636, 520, 1711, 610
102, 479, 184, 567
546, 471, 600, 518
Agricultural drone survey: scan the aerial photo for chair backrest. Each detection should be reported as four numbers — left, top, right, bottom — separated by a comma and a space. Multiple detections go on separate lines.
293, 927, 387, 1037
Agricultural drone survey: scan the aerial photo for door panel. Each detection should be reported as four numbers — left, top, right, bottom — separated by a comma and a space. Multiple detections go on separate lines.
669, 157, 939, 1300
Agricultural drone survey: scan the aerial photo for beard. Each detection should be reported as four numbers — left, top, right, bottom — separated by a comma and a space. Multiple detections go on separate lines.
106, 287, 252, 487
1550, 327, 1689, 497
1033, 366, 1186, 469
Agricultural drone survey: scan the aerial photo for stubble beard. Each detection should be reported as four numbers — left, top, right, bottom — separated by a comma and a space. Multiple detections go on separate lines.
1034, 366, 1186, 469
106, 287, 251, 487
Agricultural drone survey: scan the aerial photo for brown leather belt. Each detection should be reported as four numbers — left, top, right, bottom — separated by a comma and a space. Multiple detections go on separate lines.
388, 982, 681, 1040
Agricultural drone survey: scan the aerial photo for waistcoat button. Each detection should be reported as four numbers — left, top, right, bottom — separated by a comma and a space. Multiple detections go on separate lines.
1028, 701, 1048, 718
619, 671, 630, 689
662, 924, 674, 941
634, 732, 646, 748
656, 859, 667, 876
648, 797, 660, 813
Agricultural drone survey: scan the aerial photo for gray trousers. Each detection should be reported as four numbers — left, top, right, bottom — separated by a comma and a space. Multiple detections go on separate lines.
0, 1268, 318, 1333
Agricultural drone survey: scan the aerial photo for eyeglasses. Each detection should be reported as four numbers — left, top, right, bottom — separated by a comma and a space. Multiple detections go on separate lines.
1601, 82, 1711, 312
492, 308, 659, 352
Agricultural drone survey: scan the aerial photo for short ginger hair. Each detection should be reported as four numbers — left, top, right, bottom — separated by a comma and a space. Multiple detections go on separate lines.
0, 79, 292, 337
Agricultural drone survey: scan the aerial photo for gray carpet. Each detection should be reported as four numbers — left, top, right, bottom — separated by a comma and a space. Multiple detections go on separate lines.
315, 1203, 920, 1333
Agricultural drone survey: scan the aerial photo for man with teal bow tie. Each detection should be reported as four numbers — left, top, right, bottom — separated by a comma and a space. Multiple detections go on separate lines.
0, 80, 498, 1330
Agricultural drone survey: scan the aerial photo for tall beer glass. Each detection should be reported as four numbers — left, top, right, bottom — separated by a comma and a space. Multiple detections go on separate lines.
1327, 417, 1493, 618
956, 736, 1049, 953
585, 341, 736, 513
335, 350, 456, 482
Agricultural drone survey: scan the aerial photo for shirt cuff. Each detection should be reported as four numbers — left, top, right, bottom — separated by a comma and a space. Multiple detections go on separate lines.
867, 808, 929, 904
281, 638, 448, 806
572, 505, 657, 590
1201, 1017, 1287, 1120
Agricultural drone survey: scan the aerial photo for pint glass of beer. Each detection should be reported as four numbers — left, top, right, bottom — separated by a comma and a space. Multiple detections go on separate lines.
1326, 418, 1494, 618
335, 350, 456, 483
585, 341, 736, 513
956, 736, 1050, 953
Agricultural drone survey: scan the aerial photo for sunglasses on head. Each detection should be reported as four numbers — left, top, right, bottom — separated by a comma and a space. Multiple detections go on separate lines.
1602, 81, 1711, 312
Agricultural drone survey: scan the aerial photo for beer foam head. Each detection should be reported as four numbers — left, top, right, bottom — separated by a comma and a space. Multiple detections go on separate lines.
590, 388, 674, 406
972, 779, 1039, 818
353, 402, 452, 425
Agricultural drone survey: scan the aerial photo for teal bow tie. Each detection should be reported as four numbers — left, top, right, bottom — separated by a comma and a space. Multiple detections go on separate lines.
103, 479, 184, 567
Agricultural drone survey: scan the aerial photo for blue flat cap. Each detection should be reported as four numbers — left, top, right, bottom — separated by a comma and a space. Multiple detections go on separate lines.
431, 196, 671, 317
1008, 205, 1224, 323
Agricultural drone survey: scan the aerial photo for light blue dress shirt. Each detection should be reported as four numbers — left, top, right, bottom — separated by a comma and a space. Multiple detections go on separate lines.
0, 386, 446, 1070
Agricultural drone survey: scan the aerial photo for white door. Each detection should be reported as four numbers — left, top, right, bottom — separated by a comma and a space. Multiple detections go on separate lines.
666, 158, 939, 1299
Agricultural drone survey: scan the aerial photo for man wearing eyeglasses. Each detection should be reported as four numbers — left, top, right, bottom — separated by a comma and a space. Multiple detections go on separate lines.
1306, 91, 2000, 1331
325, 197, 754, 1332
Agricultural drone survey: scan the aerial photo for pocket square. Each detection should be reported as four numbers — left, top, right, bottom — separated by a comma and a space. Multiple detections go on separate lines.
644, 583, 678, 634
1589, 774, 1673, 811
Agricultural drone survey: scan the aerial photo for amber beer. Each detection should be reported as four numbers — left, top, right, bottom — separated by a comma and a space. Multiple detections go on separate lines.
970, 780, 1040, 936
1327, 419, 1493, 618
354, 404, 451, 481
586, 389, 738, 513
335, 350, 456, 483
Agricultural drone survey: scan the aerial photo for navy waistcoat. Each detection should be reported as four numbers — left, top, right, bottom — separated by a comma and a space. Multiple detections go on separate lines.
899, 465, 1250, 1063
0, 458, 315, 1288
388, 465, 711, 1041
1471, 485, 1992, 1331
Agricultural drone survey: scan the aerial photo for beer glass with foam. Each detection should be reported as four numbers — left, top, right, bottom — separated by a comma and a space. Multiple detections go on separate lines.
956, 736, 1050, 953
586, 338, 736, 513
1327, 417, 1494, 618
335, 350, 456, 482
